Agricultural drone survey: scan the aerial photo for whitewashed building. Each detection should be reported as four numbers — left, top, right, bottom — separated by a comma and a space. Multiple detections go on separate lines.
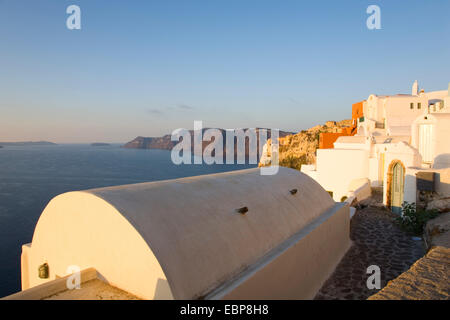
302, 81, 450, 213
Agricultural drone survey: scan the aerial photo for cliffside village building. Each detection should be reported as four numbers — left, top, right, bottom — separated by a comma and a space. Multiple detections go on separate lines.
302, 81, 450, 213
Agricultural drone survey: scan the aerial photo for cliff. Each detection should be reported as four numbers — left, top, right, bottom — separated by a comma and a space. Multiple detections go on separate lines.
259, 120, 353, 169
123, 135, 176, 150
123, 129, 294, 160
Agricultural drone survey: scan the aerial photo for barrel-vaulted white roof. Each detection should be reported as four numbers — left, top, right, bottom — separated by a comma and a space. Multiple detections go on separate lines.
27, 167, 336, 299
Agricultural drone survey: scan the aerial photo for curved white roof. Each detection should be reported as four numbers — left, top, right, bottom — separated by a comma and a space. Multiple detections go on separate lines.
30, 167, 335, 299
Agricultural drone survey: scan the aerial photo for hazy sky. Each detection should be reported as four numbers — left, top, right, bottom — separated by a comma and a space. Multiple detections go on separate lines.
0, 0, 449, 143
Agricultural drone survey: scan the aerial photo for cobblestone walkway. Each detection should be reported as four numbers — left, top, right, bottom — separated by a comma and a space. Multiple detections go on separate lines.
315, 206, 425, 300
368, 246, 450, 300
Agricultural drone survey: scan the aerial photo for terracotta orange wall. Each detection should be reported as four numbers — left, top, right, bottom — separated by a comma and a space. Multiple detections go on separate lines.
319, 100, 365, 149
319, 132, 349, 149
352, 101, 364, 123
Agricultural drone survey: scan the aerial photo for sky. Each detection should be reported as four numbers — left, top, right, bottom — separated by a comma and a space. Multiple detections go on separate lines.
0, 0, 449, 143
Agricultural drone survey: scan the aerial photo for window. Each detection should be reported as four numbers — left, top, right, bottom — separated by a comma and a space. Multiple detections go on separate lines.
375, 121, 385, 129
418, 102, 421, 109
410, 102, 414, 109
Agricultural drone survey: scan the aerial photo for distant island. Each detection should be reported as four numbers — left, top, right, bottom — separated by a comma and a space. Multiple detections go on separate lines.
123, 128, 294, 159
91, 143, 111, 147
0, 141, 56, 146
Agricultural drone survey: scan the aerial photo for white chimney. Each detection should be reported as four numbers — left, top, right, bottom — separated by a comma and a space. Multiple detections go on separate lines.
412, 80, 419, 96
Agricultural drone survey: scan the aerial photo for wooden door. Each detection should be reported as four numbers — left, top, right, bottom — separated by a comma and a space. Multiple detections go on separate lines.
390, 162, 404, 214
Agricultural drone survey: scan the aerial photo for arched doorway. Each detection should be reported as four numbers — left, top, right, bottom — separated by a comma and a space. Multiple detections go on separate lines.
387, 160, 405, 214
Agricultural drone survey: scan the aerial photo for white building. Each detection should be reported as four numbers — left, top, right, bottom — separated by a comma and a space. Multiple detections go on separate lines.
302, 81, 450, 213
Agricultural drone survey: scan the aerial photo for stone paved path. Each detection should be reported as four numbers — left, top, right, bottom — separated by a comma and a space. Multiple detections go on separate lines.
315, 206, 425, 300
368, 246, 450, 300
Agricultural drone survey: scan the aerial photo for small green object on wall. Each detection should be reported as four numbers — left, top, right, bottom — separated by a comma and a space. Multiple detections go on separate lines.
38, 263, 49, 279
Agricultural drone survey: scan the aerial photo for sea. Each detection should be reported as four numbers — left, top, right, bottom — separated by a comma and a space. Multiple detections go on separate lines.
0, 144, 256, 297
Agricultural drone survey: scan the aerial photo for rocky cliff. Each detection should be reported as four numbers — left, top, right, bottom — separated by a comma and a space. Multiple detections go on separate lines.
123, 135, 176, 150
123, 129, 294, 160
259, 120, 352, 169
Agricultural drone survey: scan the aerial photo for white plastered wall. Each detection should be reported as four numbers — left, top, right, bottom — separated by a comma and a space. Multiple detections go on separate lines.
20, 167, 350, 300
411, 113, 450, 169
22, 192, 171, 300
315, 149, 369, 201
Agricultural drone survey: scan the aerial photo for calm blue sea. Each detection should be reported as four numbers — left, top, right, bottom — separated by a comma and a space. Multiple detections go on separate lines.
0, 144, 256, 297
